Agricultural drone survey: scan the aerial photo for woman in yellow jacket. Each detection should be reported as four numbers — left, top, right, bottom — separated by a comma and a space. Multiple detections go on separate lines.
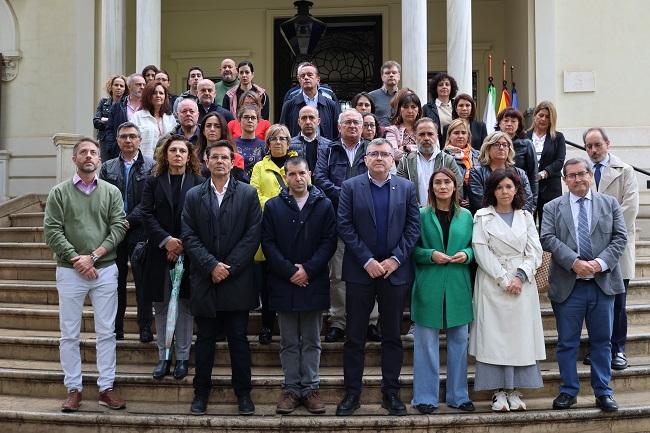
251, 124, 299, 344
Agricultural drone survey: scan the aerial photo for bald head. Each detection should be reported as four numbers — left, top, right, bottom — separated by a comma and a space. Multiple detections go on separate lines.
298, 106, 321, 139
197, 79, 216, 106
220, 58, 237, 83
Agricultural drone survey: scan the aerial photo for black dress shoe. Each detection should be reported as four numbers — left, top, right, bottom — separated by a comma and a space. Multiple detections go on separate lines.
139, 327, 153, 343
595, 395, 618, 412
325, 327, 345, 343
552, 392, 577, 410
152, 359, 171, 379
611, 352, 628, 370
173, 360, 189, 380
336, 393, 360, 416
381, 393, 407, 416
258, 327, 272, 345
453, 401, 475, 412
583, 352, 591, 365
415, 403, 437, 414
238, 394, 255, 415
367, 324, 382, 342
190, 396, 207, 415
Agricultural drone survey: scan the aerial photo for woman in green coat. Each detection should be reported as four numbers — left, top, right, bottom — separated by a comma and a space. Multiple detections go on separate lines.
411, 167, 475, 414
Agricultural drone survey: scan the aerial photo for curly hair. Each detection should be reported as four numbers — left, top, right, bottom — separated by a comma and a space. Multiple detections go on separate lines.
152, 135, 201, 177
105, 75, 128, 98
483, 168, 525, 210
429, 73, 459, 100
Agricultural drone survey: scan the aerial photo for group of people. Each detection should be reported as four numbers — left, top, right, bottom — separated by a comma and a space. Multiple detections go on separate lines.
44, 58, 638, 417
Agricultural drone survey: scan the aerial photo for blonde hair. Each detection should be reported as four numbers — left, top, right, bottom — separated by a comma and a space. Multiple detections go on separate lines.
445, 118, 472, 149
478, 131, 515, 166
529, 100, 558, 140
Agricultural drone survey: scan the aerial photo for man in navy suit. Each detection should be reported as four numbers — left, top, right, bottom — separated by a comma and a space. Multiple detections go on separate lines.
541, 157, 627, 412
335, 138, 420, 416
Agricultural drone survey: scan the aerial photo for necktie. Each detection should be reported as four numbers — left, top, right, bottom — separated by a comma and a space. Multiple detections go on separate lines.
577, 197, 593, 260
594, 163, 602, 190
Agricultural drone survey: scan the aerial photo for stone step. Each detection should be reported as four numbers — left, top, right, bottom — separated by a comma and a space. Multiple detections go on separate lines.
0, 280, 137, 305
0, 357, 648, 404
0, 324, 648, 367
1, 393, 649, 433
0, 227, 44, 242
8, 212, 45, 227
0, 243, 53, 260
0, 260, 57, 280
635, 240, 650, 256
1, 298, 649, 336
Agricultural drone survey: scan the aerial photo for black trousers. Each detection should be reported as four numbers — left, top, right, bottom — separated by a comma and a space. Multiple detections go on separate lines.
255, 262, 276, 330
115, 240, 152, 334
193, 311, 252, 399
611, 279, 629, 354
343, 279, 408, 397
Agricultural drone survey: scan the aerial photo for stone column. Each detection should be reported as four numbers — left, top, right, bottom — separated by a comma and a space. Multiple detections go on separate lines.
53, 134, 83, 184
401, 0, 428, 101
136, 0, 161, 73
447, 0, 473, 95
0, 150, 10, 201
100, 0, 125, 80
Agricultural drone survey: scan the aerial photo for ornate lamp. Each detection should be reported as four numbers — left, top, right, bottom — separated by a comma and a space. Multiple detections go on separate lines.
280, 1, 327, 57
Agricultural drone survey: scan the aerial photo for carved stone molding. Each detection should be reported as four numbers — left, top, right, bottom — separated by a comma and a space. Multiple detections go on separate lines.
1, 51, 22, 82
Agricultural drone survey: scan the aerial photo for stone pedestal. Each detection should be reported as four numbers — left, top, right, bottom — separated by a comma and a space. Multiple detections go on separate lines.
447, 0, 473, 95
401, 0, 428, 100
53, 134, 83, 184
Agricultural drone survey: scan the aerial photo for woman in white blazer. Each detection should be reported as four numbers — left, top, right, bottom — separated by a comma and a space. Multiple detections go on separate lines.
470, 168, 545, 412
133, 81, 177, 159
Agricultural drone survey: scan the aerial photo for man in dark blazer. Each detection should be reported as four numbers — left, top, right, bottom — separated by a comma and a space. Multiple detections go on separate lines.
541, 157, 627, 413
181, 140, 262, 416
335, 138, 420, 416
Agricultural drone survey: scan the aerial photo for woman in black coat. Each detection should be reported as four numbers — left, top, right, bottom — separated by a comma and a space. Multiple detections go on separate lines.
140, 135, 204, 380
526, 101, 566, 225
93, 75, 127, 161
496, 108, 538, 210
441, 93, 488, 151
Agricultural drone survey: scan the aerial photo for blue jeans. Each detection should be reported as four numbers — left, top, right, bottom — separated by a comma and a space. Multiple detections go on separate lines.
552, 279, 614, 398
412, 323, 471, 407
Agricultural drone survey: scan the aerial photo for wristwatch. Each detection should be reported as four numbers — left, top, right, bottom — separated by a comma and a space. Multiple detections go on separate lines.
90, 252, 100, 263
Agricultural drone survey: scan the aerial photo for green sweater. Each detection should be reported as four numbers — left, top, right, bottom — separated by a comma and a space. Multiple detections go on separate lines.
43, 178, 126, 268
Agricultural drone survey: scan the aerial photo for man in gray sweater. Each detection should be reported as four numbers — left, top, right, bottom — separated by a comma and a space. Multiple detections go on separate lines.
44, 137, 127, 413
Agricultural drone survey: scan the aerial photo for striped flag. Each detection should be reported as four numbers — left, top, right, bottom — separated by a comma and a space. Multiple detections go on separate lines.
483, 80, 497, 133
497, 82, 511, 114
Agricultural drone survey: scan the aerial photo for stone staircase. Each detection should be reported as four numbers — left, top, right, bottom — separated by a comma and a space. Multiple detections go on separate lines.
0, 196, 649, 432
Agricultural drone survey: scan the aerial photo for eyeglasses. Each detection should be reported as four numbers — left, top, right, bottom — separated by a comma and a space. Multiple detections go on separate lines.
366, 151, 393, 159
269, 136, 289, 142
241, 115, 258, 121
491, 142, 510, 149
363, 123, 376, 129
342, 120, 361, 126
118, 134, 139, 140
564, 171, 591, 180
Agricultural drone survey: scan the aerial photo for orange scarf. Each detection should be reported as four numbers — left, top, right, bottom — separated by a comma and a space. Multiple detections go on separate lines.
461, 146, 473, 185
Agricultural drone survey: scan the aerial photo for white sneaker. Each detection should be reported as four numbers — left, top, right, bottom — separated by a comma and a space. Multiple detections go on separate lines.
507, 390, 527, 411
491, 390, 510, 412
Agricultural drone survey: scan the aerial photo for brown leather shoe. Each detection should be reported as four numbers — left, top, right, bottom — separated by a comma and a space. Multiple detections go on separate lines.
61, 389, 82, 412
276, 391, 301, 414
98, 388, 126, 410
303, 389, 326, 414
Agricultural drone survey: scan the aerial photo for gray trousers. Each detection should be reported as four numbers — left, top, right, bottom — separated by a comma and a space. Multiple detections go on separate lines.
329, 238, 378, 329
278, 310, 323, 397
153, 298, 193, 361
